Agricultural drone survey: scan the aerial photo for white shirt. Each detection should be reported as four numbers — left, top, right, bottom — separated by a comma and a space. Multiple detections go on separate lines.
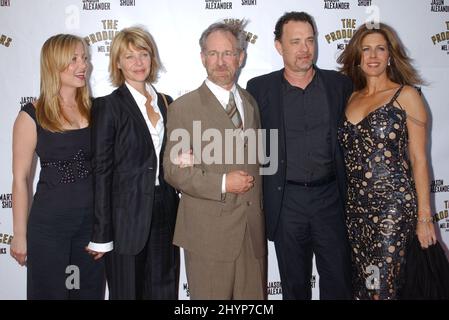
125, 82, 164, 186
205, 78, 245, 126
205, 79, 245, 194
87, 82, 165, 253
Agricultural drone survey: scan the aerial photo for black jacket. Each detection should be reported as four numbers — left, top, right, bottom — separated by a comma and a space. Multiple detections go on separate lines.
246, 68, 352, 240
90, 84, 179, 255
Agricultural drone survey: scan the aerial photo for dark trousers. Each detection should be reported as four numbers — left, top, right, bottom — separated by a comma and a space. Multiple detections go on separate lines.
274, 180, 352, 300
27, 207, 105, 300
105, 187, 180, 300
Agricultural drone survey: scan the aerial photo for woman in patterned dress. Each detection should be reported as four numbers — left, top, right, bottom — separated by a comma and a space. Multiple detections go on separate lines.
337, 23, 437, 299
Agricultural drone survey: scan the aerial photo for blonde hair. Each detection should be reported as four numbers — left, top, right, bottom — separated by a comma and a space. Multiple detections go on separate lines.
109, 26, 162, 87
36, 34, 91, 132
337, 23, 424, 91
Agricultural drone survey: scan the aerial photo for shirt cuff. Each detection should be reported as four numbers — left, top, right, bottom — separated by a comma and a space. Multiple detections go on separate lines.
87, 241, 114, 252
222, 174, 227, 193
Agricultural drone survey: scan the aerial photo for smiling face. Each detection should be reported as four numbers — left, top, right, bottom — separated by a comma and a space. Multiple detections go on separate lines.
360, 32, 390, 78
117, 44, 152, 88
60, 41, 88, 90
275, 20, 315, 74
201, 30, 244, 90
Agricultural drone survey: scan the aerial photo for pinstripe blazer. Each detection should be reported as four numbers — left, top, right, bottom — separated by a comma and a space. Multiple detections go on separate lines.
91, 84, 179, 255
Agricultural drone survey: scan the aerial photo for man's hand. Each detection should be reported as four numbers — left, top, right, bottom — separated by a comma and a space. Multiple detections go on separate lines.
225, 170, 254, 194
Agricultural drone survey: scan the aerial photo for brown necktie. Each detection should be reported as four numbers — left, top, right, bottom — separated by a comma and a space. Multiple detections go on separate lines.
145, 93, 160, 128
226, 92, 242, 129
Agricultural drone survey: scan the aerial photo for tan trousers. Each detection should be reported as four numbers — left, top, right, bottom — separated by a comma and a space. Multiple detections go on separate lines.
184, 227, 267, 300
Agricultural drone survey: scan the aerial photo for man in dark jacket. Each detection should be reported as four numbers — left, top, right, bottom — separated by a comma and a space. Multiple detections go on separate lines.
246, 11, 352, 300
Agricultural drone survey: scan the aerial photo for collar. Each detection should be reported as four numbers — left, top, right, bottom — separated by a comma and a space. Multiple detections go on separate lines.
205, 78, 237, 104
282, 65, 320, 91
125, 82, 157, 107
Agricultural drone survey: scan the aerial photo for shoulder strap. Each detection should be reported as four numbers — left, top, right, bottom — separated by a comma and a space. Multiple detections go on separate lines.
160, 92, 169, 109
389, 85, 404, 105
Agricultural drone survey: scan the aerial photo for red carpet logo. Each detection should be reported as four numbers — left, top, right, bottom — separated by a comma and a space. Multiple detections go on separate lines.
224, 18, 258, 44
82, 0, 111, 10
205, 0, 233, 10
0, 233, 13, 245
435, 200, 449, 233
241, 0, 257, 6
0, 193, 12, 209
324, 18, 357, 51
267, 281, 282, 295
323, 0, 350, 10
84, 20, 120, 57
430, 0, 449, 12
431, 179, 449, 193
357, 0, 372, 6
182, 282, 190, 297
0, 231, 10, 255
120, 0, 136, 6
430, 22, 449, 55
20, 97, 37, 108
0, 34, 12, 47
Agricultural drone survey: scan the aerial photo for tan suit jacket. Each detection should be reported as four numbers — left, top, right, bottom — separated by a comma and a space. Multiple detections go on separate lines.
163, 82, 266, 262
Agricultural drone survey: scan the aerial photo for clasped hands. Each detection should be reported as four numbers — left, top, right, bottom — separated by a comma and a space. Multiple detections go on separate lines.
175, 149, 254, 194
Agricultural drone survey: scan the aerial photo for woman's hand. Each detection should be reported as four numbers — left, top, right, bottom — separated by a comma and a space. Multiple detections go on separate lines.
10, 235, 27, 266
416, 219, 437, 249
175, 149, 194, 168
85, 247, 105, 260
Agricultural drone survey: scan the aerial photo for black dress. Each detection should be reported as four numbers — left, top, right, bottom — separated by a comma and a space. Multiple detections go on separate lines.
22, 103, 104, 299
338, 86, 417, 299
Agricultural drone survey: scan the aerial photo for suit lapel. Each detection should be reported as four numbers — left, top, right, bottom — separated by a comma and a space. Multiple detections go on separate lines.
237, 85, 254, 130
270, 70, 286, 155
156, 89, 168, 152
198, 82, 236, 130
118, 84, 155, 150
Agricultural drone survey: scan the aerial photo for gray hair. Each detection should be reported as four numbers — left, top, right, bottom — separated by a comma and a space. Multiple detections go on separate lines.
199, 21, 248, 53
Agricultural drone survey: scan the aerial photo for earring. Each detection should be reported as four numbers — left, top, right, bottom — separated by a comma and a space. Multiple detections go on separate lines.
387, 58, 391, 66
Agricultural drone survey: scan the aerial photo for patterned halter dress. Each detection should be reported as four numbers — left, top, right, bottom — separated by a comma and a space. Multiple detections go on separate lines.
338, 86, 417, 299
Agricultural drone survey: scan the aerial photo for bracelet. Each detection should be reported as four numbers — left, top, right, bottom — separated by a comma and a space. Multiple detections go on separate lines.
417, 216, 433, 223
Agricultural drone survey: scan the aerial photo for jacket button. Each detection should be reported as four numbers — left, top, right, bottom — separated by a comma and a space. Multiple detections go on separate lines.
148, 167, 154, 170
277, 186, 282, 191
246, 201, 252, 206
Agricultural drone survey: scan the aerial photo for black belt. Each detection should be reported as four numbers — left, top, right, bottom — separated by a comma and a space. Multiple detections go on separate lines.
287, 175, 336, 187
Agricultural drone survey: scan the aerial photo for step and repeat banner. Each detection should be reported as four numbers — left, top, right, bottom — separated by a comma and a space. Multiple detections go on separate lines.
1, 0, 448, 300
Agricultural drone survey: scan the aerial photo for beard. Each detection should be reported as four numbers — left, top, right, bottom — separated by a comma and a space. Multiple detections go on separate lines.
294, 56, 314, 72
208, 66, 235, 87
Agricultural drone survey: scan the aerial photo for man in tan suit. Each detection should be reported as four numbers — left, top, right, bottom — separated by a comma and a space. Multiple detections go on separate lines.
163, 22, 267, 299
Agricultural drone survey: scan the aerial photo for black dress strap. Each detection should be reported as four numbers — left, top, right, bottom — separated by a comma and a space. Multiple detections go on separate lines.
389, 85, 404, 106
21, 102, 38, 123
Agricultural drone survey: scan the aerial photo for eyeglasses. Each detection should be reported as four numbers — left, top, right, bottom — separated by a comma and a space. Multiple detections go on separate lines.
204, 50, 239, 59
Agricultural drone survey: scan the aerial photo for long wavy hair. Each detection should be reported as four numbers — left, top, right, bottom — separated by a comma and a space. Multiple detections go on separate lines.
337, 23, 424, 91
36, 34, 91, 132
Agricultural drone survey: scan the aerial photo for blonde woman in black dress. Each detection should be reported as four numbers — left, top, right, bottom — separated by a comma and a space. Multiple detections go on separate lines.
11, 34, 104, 299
